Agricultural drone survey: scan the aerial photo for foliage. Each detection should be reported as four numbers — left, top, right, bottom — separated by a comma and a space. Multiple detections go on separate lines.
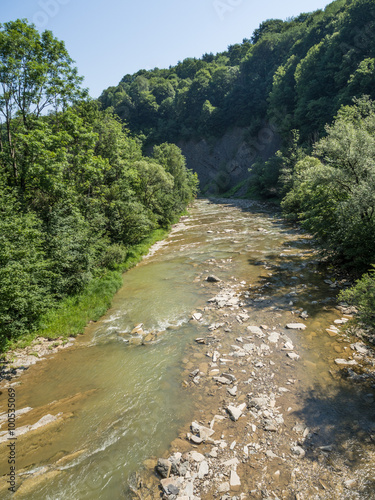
339, 266, 375, 330
0, 21, 197, 349
282, 97, 375, 269
99, 0, 375, 147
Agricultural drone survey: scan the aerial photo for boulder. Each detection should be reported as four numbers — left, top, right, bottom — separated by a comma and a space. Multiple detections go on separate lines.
156, 458, 172, 478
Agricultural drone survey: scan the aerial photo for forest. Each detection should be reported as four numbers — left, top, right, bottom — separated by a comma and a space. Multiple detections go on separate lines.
1, 0, 375, 351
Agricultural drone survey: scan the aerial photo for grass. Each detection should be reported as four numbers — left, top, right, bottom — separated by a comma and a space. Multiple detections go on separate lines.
2, 227, 170, 354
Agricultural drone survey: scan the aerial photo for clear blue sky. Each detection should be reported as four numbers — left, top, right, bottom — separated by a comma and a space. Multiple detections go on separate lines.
1, 0, 332, 98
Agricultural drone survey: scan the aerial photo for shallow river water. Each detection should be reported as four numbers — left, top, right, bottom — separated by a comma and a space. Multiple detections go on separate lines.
0, 199, 374, 499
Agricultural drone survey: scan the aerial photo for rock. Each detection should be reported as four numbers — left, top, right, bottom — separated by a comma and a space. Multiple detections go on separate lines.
286, 323, 306, 330
344, 479, 357, 489
195, 338, 206, 344
192, 312, 203, 321
227, 405, 243, 421
218, 482, 230, 493
190, 451, 205, 462
187, 433, 202, 444
291, 445, 305, 458
222, 373, 236, 382
319, 445, 333, 452
334, 358, 358, 366
248, 397, 268, 410
268, 332, 280, 344
243, 343, 256, 353
198, 460, 209, 478
282, 341, 294, 351
191, 421, 215, 440
156, 458, 172, 478
230, 470, 241, 491
215, 376, 232, 385
247, 326, 263, 335
350, 342, 368, 354
206, 275, 221, 282
222, 457, 240, 467
227, 386, 238, 396
160, 477, 181, 495
131, 323, 144, 334
287, 352, 300, 361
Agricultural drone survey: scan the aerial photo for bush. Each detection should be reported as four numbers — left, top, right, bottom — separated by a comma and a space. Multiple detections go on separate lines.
339, 266, 375, 331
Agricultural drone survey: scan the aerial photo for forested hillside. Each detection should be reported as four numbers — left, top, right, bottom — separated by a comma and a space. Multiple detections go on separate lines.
0, 20, 197, 350
99, 0, 375, 147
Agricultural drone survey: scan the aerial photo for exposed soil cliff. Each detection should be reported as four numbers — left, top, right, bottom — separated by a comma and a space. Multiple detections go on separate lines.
178, 126, 281, 195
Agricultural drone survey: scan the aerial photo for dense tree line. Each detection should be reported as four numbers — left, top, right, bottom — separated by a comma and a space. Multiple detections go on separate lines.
99, 0, 375, 146
0, 20, 198, 347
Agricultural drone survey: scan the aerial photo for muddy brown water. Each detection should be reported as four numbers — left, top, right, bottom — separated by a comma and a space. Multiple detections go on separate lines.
0, 199, 374, 499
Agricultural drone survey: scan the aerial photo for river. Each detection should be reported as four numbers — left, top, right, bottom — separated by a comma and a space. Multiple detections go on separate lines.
0, 199, 374, 499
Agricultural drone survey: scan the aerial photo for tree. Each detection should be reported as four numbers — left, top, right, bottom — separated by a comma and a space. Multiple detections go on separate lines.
282, 97, 375, 269
0, 19, 86, 189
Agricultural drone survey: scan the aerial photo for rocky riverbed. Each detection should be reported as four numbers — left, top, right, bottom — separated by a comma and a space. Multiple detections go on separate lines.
133, 270, 375, 499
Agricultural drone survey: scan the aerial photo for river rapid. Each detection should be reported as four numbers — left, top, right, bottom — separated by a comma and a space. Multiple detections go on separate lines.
0, 199, 374, 499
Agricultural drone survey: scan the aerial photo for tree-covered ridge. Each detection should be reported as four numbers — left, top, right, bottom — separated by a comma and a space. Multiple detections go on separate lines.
99, 0, 375, 145
0, 20, 198, 349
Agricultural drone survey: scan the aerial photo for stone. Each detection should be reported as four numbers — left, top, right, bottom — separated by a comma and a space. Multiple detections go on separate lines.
230, 470, 241, 491
206, 275, 221, 282
192, 312, 203, 321
160, 478, 181, 495
222, 457, 240, 467
198, 460, 209, 478
187, 433, 202, 444
227, 405, 243, 421
286, 323, 306, 330
227, 386, 238, 396
218, 482, 230, 493
248, 397, 268, 410
156, 458, 172, 478
287, 352, 300, 361
282, 341, 294, 351
334, 358, 358, 366
291, 445, 305, 458
191, 421, 215, 440
215, 376, 232, 385
247, 326, 263, 335
268, 332, 280, 343
190, 451, 205, 462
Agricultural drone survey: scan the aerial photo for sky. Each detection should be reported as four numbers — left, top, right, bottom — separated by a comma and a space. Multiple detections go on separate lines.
1, 0, 333, 98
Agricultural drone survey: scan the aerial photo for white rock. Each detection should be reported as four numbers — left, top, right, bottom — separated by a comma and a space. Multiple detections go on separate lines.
227, 405, 243, 421
190, 452, 205, 462
222, 457, 240, 467
268, 332, 280, 343
218, 482, 230, 493
230, 470, 241, 489
247, 326, 263, 335
335, 358, 358, 366
286, 323, 306, 330
192, 312, 203, 321
287, 352, 300, 361
198, 460, 209, 478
